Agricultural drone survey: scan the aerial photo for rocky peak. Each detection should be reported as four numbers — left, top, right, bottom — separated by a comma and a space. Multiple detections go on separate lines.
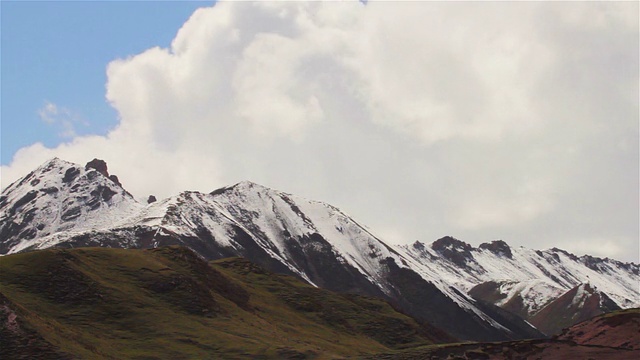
432, 236, 473, 252
549, 247, 579, 261
210, 181, 266, 197
232, 180, 271, 193
85, 159, 123, 188
108, 175, 122, 187
431, 236, 475, 267
479, 240, 513, 259
85, 159, 109, 178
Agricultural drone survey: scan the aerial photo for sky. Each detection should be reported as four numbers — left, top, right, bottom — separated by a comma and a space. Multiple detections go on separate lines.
1, 1, 638, 262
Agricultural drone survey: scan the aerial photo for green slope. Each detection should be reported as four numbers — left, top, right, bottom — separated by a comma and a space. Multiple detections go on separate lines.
0, 246, 452, 359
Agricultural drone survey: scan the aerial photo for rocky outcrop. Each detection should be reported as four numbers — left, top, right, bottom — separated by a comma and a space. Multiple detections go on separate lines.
85, 159, 122, 187
479, 240, 513, 259
85, 159, 109, 178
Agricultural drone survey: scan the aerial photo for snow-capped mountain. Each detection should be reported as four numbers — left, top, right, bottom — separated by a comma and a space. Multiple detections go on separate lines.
528, 283, 621, 335
0, 158, 141, 254
403, 237, 639, 325
1, 158, 637, 340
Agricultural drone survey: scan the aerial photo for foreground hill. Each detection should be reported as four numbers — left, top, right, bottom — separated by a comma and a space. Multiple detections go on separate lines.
0, 246, 452, 359
363, 308, 640, 360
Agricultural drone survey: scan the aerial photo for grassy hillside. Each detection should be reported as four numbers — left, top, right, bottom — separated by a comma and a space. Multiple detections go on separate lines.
361, 308, 640, 360
0, 246, 452, 359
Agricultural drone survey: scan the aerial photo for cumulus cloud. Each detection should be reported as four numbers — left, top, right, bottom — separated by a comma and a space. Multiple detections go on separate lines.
2, 1, 638, 262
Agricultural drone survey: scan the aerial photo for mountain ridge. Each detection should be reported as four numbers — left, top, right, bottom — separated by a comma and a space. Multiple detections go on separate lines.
1, 157, 637, 341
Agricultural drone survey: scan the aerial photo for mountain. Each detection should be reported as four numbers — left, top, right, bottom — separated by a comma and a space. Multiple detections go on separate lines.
0, 246, 453, 359
528, 283, 621, 335
0, 158, 141, 254
363, 308, 640, 359
2, 158, 638, 341
403, 237, 639, 332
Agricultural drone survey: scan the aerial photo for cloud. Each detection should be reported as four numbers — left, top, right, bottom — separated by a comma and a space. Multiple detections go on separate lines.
38, 101, 86, 138
2, 1, 638, 262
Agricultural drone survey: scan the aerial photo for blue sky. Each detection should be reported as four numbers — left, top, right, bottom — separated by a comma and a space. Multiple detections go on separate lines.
1, 1, 209, 164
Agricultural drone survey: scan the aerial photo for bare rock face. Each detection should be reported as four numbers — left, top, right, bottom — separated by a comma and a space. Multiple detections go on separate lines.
85, 159, 122, 187
108, 175, 122, 187
85, 159, 109, 178
479, 240, 513, 259
147, 195, 157, 204
431, 236, 475, 267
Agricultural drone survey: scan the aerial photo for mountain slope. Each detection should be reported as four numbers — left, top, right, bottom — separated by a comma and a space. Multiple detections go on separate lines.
529, 283, 622, 335
0, 246, 453, 359
403, 238, 639, 321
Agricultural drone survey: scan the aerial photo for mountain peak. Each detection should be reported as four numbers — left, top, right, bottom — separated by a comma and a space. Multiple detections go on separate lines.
530, 281, 622, 335
432, 236, 473, 252
431, 236, 475, 267
35, 157, 76, 174
233, 180, 271, 192
84, 158, 123, 187
549, 247, 579, 261
209, 180, 271, 197
479, 240, 513, 259
85, 158, 109, 177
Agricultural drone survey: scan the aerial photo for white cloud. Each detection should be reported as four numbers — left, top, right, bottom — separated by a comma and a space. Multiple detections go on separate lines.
37, 101, 86, 138
3, 1, 638, 262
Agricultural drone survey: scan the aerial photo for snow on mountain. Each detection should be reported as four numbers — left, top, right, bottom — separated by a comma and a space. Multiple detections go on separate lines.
2, 158, 636, 341
529, 283, 622, 335
403, 238, 639, 319
0, 158, 142, 254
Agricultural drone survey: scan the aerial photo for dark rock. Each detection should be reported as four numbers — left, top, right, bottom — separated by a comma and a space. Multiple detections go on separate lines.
9, 191, 38, 215
62, 167, 80, 183
479, 240, 513, 259
61, 207, 82, 222
147, 195, 157, 204
210, 186, 232, 196
89, 185, 117, 204
84, 158, 124, 187
85, 159, 109, 178
432, 236, 475, 267
108, 175, 122, 187
432, 236, 473, 252
41, 187, 59, 195
550, 247, 579, 261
